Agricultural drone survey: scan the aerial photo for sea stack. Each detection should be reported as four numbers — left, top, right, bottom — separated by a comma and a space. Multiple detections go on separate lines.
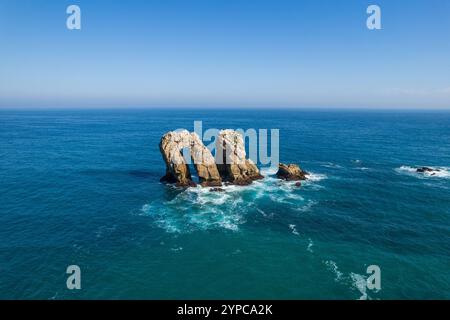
159, 130, 222, 187
189, 132, 222, 187
276, 163, 308, 181
159, 129, 263, 187
216, 130, 264, 185
159, 130, 195, 187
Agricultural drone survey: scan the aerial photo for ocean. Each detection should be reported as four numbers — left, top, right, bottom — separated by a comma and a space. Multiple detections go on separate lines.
0, 109, 449, 299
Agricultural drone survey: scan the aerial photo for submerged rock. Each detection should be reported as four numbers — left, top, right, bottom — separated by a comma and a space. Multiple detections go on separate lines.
276, 163, 308, 181
216, 130, 264, 185
209, 187, 225, 192
416, 166, 440, 174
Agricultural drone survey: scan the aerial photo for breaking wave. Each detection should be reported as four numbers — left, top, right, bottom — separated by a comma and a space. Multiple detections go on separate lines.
323, 260, 371, 300
324, 260, 343, 281
396, 166, 450, 179
350, 272, 368, 300
141, 169, 326, 233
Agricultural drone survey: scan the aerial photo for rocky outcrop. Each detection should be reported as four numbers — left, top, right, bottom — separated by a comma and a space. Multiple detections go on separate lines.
416, 167, 440, 174
159, 130, 222, 187
190, 133, 222, 187
159, 129, 264, 187
159, 130, 194, 187
415, 166, 442, 176
276, 163, 308, 181
216, 130, 264, 185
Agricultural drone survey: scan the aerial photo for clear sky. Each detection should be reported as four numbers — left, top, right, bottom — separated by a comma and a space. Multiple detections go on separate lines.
0, 0, 449, 109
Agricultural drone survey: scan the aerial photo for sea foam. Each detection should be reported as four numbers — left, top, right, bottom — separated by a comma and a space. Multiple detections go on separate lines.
396, 166, 450, 179
141, 169, 326, 233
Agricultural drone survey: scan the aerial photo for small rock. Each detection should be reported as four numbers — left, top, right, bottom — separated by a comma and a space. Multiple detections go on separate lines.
276, 163, 308, 181
416, 166, 440, 173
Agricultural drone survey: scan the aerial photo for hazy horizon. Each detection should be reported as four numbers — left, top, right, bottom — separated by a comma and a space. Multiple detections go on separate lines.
1, 0, 449, 109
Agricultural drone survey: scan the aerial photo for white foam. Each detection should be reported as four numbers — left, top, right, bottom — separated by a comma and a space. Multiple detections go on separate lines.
142, 167, 327, 233
256, 208, 268, 217
260, 166, 279, 176
350, 272, 368, 300
294, 200, 317, 213
307, 238, 314, 253
305, 172, 327, 182
324, 260, 343, 281
396, 166, 450, 179
321, 162, 343, 169
289, 224, 300, 236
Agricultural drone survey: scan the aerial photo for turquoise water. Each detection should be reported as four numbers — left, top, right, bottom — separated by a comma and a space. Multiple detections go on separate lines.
1, 109, 449, 299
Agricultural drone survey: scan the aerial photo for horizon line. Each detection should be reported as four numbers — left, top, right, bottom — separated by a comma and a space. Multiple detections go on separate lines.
1, 105, 450, 112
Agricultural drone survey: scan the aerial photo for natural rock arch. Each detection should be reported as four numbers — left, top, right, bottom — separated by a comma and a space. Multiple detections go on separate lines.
216, 130, 264, 185
159, 129, 264, 187
159, 130, 222, 187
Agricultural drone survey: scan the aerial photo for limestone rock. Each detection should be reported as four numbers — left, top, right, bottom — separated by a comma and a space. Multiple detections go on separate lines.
216, 130, 264, 185
276, 163, 308, 181
189, 132, 222, 187
159, 130, 222, 187
159, 130, 194, 187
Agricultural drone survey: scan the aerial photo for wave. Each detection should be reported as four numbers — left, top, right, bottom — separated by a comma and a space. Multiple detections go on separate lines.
350, 272, 368, 300
293, 200, 318, 213
259, 166, 279, 176
396, 166, 450, 179
307, 238, 314, 253
305, 172, 327, 182
323, 260, 371, 300
141, 192, 245, 233
260, 166, 328, 182
289, 224, 300, 236
321, 162, 343, 169
141, 169, 326, 233
324, 260, 343, 282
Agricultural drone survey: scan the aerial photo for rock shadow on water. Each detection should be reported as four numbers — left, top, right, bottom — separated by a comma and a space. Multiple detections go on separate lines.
128, 170, 158, 179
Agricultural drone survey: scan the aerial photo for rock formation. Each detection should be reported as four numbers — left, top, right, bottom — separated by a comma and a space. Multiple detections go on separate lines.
159, 129, 264, 187
416, 166, 440, 173
216, 130, 264, 185
189, 133, 222, 187
159, 130, 195, 187
159, 130, 222, 187
276, 163, 308, 181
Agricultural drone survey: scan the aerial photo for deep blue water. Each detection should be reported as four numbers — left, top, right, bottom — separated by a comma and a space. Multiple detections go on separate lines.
0, 109, 449, 299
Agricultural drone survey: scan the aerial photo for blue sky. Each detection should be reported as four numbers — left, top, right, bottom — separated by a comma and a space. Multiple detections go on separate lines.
0, 0, 449, 109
